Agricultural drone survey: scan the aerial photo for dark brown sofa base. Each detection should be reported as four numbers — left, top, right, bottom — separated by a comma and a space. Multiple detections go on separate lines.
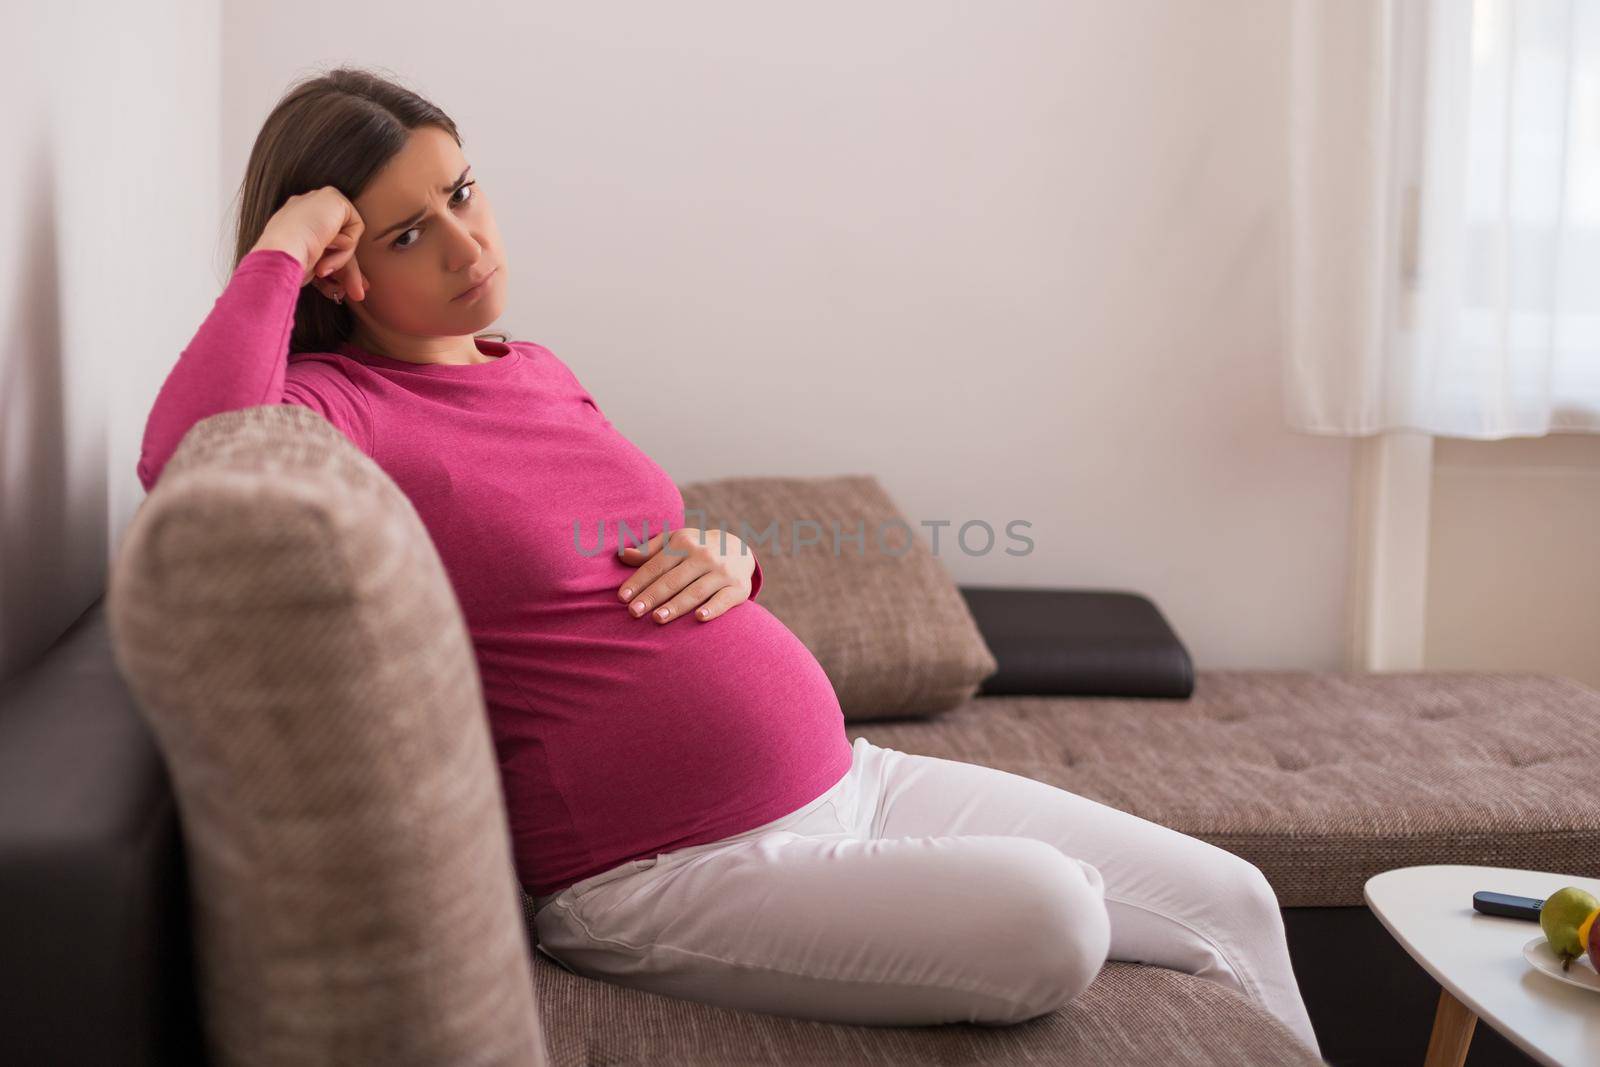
1283, 907, 1537, 1067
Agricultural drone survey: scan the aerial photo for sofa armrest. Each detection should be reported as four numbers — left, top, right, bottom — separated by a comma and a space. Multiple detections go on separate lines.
956, 587, 1195, 699
0, 596, 204, 1067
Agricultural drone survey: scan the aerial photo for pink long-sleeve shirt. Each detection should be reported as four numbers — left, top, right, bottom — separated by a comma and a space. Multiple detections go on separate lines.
138, 248, 853, 898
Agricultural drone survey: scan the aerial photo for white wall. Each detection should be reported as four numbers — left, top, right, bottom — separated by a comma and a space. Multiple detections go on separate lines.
1426, 435, 1600, 689
0, 0, 221, 680
220, 0, 1355, 670
9, 1, 1588, 685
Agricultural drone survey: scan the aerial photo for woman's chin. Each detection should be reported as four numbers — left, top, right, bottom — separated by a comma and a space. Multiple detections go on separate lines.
457, 286, 506, 327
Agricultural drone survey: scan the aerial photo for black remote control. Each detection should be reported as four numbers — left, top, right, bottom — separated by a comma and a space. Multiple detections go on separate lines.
1473, 890, 1544, 922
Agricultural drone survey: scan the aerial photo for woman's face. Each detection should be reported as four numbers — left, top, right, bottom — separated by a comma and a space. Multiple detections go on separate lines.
333, 125, 509, 360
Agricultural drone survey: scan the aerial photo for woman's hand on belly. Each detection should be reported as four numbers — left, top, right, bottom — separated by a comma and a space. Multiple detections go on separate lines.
616, 527, 757, 624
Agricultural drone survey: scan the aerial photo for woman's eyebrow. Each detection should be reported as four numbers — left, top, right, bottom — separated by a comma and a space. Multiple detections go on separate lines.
373, 165, 472, 239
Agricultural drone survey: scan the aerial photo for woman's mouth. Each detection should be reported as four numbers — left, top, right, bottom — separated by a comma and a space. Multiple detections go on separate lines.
453, 267, 498, 302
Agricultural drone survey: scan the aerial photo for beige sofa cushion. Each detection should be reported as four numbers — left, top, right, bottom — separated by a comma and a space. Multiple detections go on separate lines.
678, 474, 997, 721
107, 405, 547, 1067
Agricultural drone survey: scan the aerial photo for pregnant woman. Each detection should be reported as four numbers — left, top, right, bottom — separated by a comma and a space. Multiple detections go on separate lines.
138, 67, 1319, 1055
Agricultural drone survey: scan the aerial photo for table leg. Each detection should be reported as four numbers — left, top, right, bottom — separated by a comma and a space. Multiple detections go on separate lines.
1422, 986, 1477, 1067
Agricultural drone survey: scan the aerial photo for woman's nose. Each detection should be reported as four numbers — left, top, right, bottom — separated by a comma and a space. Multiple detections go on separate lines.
444, 217, 487, 271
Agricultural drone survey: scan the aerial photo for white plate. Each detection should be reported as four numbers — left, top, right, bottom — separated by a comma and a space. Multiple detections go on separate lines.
1523, 935, 1600, 993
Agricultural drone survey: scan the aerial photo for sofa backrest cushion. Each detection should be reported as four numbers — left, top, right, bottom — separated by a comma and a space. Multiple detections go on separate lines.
107, 404, 548, 1067
678, 474, 997, 721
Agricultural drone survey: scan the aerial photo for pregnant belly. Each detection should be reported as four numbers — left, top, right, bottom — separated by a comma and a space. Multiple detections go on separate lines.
477, 597, 854, 891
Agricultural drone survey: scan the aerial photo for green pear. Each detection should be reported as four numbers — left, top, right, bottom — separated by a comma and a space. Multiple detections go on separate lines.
1539, 886, 1600, 971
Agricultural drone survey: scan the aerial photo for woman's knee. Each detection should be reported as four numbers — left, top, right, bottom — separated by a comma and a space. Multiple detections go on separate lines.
1207, 848, 1283, 923
985, 839, 1111, 1021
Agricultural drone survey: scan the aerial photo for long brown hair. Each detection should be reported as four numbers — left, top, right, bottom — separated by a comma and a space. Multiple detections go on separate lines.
231, 65, 509, 355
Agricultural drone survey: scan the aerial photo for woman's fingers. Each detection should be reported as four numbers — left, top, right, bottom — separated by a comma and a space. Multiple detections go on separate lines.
655, 571, 734, 624
311, 239, 367, 301
345, 257, 367, 301
338, 208, 365, 300
690, 584, 744, 622
314, 235, 348, 279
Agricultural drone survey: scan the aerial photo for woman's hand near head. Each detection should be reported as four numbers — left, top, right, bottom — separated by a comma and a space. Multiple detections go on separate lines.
248, 186, 370, 303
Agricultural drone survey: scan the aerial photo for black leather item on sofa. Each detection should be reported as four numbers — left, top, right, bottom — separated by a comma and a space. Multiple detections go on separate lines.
960, 587, 1195, 699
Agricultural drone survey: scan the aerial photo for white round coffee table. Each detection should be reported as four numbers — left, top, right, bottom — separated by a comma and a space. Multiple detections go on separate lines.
1364, 865, 1600, 1067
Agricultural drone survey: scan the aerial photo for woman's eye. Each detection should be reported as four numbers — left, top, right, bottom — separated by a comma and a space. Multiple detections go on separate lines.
392, 181, 477, 249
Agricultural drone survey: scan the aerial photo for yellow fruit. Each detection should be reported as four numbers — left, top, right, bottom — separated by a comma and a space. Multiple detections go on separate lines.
1579, 908, 1599, 953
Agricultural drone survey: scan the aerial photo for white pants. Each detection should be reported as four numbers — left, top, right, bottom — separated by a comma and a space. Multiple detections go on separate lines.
533, 736, 1321, 1056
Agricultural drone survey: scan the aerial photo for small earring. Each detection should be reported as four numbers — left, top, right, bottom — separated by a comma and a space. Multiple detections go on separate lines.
331, 290, 345, 305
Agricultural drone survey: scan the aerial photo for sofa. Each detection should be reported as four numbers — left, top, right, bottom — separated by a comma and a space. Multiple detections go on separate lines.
4, 405, 1595, 1066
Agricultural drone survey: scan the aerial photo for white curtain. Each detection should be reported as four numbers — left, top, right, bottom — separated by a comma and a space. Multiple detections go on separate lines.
1285, 0, 1600, 438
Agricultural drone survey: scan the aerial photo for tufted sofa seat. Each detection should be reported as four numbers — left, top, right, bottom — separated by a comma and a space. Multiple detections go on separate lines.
848, 670, 1600, 910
